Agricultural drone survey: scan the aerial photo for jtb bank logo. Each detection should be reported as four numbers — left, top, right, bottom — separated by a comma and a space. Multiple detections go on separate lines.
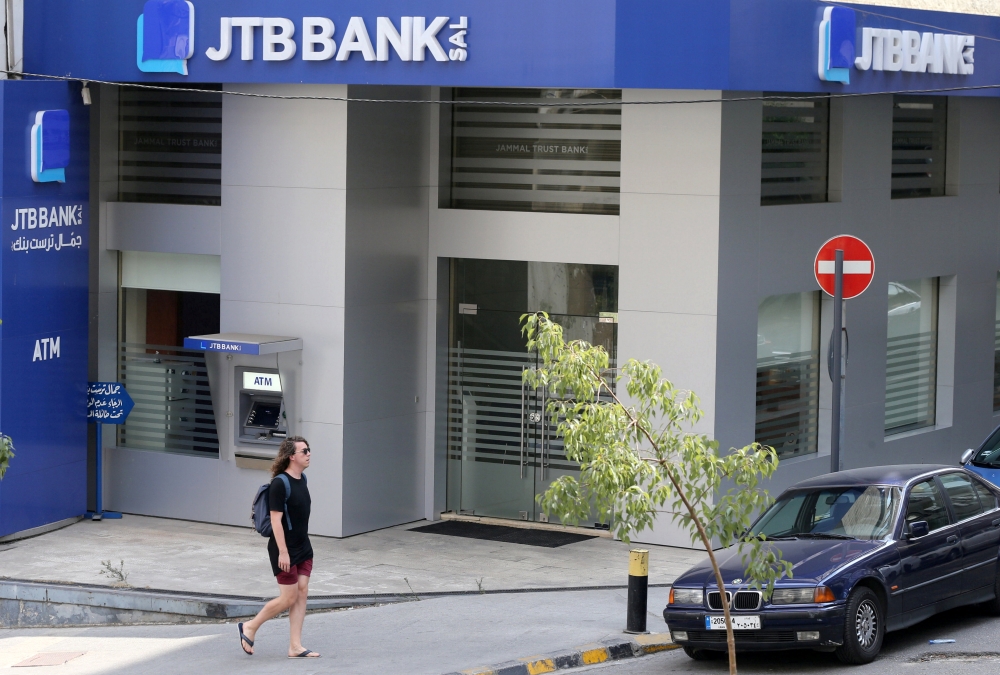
817, 7, 855, 83
30, 110, 70, 184
137, 0, 195, 75
818, 5, 976, 82
135, 0, 470, 73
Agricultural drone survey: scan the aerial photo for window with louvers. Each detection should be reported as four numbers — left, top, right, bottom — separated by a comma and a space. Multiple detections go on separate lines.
755, 292, 821, 460
885, 278, 939, 434
448, 88, 621, 216
891, 95, 947, 199
993, 274, 1000, 412
760, 95, 829, 206
119, 86, 222, 206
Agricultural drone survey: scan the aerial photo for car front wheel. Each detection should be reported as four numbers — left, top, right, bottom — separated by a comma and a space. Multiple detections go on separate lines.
835, 586, 884, 665
682, 646, 724, 660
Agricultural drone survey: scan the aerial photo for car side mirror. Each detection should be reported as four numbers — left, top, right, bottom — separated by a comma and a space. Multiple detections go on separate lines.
960, 448, 975, 465
907, 521, 929, 539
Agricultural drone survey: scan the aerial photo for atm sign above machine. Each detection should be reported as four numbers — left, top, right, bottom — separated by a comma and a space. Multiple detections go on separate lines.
184, 333, 303, 355
243, 371, 282, 393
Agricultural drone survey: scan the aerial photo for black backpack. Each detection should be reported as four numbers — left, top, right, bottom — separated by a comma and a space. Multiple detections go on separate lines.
251, 473, 306, 537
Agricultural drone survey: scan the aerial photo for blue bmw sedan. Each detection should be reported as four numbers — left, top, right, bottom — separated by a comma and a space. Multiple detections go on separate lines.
663, 465, 1000, 665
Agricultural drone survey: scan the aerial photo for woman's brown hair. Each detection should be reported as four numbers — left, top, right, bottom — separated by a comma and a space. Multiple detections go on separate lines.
270, 436, 309, 478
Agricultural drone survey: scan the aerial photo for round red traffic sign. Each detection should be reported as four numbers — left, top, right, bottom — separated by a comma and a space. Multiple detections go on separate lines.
814, 235, 874, 299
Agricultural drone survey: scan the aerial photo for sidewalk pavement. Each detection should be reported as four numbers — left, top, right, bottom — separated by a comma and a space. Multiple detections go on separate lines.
0, 587, 675, 675
0, 515, 705, 597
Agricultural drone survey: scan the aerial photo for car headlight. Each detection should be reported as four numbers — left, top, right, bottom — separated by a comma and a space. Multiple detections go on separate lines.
771, 588, 816, 605
670, 588, 704, 606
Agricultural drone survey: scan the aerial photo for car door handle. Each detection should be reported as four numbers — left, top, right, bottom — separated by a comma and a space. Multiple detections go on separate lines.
947, 535, 959, 545
993, 518, 1000, 528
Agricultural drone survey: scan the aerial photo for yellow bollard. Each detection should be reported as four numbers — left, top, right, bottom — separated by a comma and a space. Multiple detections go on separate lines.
626, 549, 649, 633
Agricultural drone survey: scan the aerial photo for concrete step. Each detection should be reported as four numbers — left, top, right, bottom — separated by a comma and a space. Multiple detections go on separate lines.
0, 577, 672, 627
0, 578, 411, 627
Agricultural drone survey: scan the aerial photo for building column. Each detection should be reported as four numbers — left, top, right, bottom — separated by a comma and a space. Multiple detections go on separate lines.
617, 89, 723, 548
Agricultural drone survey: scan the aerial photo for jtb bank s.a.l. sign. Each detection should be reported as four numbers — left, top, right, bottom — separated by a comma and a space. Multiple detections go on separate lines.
818, 6, 976, 83
137, 0, 468, 76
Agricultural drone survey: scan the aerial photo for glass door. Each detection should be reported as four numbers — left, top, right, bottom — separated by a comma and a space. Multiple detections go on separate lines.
450, 308, 538, 520
446, 259, 618, 524
533, 314, 616, 524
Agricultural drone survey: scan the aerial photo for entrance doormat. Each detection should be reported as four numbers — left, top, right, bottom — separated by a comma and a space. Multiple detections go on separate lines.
408, 520, 596, 548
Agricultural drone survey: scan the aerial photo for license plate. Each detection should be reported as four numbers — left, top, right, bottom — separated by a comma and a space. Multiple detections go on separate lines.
705, 615, 761, 630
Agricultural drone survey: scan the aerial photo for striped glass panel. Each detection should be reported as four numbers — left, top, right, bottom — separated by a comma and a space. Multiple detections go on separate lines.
119, 86, 222, 206
449, 88, 621, 215
891, 95, 947, 199
994, 320, 1000, 412
117, 343, 219, 456
761, 95, 829, 206
756, 354, 820, 460
756, 292, 820, 459
448, 348, 534, 469
885, 278, 938, 434
447, 349, 616, 484
885, 333, 938, 433
995, 274, 1000, 412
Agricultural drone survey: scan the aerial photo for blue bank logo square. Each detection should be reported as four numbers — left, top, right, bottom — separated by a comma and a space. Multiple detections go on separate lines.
137, 0, 195, 75
30, 110, 70, 184
818, 6, 856, 83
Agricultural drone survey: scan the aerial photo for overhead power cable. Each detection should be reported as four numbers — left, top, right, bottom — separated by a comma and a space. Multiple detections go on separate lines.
5, 69, 1000, 106
828, 1, 1000, 44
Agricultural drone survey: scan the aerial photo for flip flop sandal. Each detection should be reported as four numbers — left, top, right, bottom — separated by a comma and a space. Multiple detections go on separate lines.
288, 650, 320, 659
238, 622, 254, 655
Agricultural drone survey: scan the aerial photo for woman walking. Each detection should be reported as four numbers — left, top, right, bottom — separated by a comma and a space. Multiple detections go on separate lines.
238, 436, 320, 659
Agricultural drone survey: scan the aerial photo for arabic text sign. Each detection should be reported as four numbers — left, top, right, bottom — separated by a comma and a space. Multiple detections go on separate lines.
87, 381, 135, 424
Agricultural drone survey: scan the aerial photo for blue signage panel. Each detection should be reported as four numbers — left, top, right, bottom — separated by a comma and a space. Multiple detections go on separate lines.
0, 81, 90, 538
87, 383, 135, 424
24, 0, 617, 88
183, 337, 261, 354
22, 0, 1000, 95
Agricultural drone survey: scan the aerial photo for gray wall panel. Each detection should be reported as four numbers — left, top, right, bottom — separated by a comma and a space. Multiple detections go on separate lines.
717, 93, 1000, 502
341, 86, 431, 535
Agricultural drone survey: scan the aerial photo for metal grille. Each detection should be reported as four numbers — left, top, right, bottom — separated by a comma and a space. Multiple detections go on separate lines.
885, 332, 937, 433
117, 343, 219, 455
448, 88, 621, 215
119, 86, 222, 206
688, 631, 797, 644
760, 95, 829, 205
755, 351, 820, 460
707, 591, 761, 611
891, 95, 947, 199
706, 591, 731, 610
734, 591, 762, 610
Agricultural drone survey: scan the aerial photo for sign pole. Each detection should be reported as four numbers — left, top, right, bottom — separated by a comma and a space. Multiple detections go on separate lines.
95, 423, 103, 517
86, 382, 132, 521
830, 249, 844, 473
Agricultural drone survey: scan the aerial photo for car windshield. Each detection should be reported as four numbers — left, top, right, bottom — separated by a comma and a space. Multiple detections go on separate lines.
750, 486, 903, 541
972, 427, 1000, 468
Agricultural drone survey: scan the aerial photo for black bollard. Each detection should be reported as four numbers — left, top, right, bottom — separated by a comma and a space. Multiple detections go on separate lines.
625, 549, 649, 634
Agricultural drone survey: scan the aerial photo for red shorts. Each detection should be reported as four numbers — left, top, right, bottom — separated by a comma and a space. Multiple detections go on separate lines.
275, 558, 313, 585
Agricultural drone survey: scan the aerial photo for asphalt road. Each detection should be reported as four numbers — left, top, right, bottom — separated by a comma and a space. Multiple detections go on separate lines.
576, 604, 1000, 674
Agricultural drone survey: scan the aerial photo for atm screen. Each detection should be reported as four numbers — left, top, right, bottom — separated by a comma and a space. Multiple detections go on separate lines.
246, 401, 281, 429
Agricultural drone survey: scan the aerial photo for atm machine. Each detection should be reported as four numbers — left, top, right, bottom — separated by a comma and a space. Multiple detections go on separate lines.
183, 333, 302, 469
237, 367, 287, 444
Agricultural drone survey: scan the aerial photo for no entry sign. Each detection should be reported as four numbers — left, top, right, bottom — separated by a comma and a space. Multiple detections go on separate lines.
814, 235, 874, 299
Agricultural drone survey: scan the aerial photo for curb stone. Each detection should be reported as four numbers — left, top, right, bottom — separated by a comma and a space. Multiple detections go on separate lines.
444, 633, 678, 675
